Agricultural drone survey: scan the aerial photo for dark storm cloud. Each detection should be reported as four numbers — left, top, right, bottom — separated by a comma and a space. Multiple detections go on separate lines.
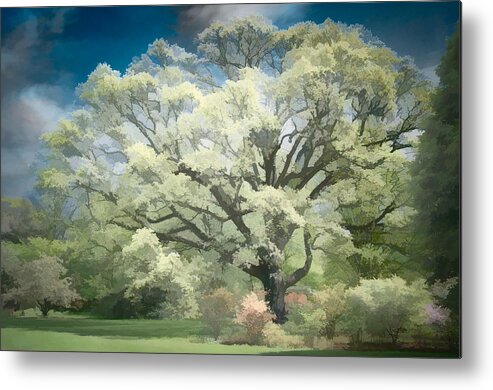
1, 8, 76, 198
2, 8, 74, 97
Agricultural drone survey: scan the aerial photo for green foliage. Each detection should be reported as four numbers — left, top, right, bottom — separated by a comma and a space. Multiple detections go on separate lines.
1, 198, 47, 243
342, 276, 431, 345
92, 286, 168, 319
432, 27, 460, 128
121, 228, 206, 319
411, 27, 460, 281
1, 230, 117, 304
197, 16, 278, 78
309, 283, 347, 340
200, 287, 236, 339
262, 322, 304, 348
410, 26, 460, 322
2, 237, 71, 261
283, 284, 346, 346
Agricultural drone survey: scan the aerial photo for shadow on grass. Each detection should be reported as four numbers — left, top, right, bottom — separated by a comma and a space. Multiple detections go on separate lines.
260, 349, 460, 358
1, 314, 208, 339
1, 315, 461, 358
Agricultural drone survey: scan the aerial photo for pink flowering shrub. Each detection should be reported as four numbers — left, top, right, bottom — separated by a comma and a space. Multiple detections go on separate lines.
235, 291, 274, 344
424, 303, 450, 326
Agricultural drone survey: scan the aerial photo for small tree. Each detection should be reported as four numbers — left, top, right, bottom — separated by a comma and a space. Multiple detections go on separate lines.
200, 287, 236, 339
287, 284, 346, 347
310, 283, 347, 340
3, 256, 80, 316
340, 291, 367, 346
235, 291, 274, 344
344, 276, 430, 345
121, 228, 205, 319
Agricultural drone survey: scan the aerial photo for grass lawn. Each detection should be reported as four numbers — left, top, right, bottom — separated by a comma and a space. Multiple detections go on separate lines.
0, 313, 288, 354
0, 312, 459, 357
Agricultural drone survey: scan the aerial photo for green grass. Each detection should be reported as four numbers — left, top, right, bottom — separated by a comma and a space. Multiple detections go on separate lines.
2, 314, 208, 339
0, 313, 459, 357
0, 314, 287, 354
261, 349, 459, 358
1, 328, 286, 354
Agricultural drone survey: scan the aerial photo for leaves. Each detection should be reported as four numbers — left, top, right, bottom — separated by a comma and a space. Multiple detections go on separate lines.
34, 17, 433, 319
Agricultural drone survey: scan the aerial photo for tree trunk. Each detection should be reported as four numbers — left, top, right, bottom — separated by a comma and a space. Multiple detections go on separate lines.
37, 299, 51, 317
263, 272, 287, 324
243, 229, 314, 324
387, 328, 400, 345
351, 329, 362, 347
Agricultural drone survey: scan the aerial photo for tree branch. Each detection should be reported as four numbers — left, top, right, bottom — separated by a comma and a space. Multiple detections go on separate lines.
309, 173, 334, 200
144, 212, 175, 224
344, 201, 397, 232
286, 229, 313, 286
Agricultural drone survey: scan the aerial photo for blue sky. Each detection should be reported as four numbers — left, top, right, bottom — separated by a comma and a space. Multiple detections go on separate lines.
0, 2, 460, 199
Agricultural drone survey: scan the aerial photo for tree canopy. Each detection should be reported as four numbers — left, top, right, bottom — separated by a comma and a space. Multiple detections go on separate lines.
410, 27, 460, 343
36, 17, 431, 322
412, 27, 460, 283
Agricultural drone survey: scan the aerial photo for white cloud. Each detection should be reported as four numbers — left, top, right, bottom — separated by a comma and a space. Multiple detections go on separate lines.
1, 84, 74, 197
178, 4, 308, 36
421, 64, 439, 85
186, 4, 304, 23
1, 9, 76, 197
18, 85, 69, 134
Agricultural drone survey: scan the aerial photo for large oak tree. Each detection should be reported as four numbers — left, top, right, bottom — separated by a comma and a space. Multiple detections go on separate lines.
40, 17, 428, 322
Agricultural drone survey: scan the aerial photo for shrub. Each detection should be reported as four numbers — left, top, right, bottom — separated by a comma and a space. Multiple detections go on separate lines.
92, 290, 138, 319
299, 308, 326, 347
310, 283, 347, 340
220, 330, 254, 346
262, 323, 304, 348
93, 286, 168, 319
343, 276, 431, 345
429, 277, 460, 350
424, 303, 450, 326
283, 284, 347, 347
340, 290, 367, 346
235, 291, 274, 344
200, 287, 236, 339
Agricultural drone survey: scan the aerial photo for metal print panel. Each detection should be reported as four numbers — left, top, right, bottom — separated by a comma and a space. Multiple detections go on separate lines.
0, 1, 461, 357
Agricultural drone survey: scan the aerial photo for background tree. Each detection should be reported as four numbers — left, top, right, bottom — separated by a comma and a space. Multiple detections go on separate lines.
1, 198, 47, 243
2, 255, 80, 316
39, 17, 429, 322
411, 27, 460, 319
